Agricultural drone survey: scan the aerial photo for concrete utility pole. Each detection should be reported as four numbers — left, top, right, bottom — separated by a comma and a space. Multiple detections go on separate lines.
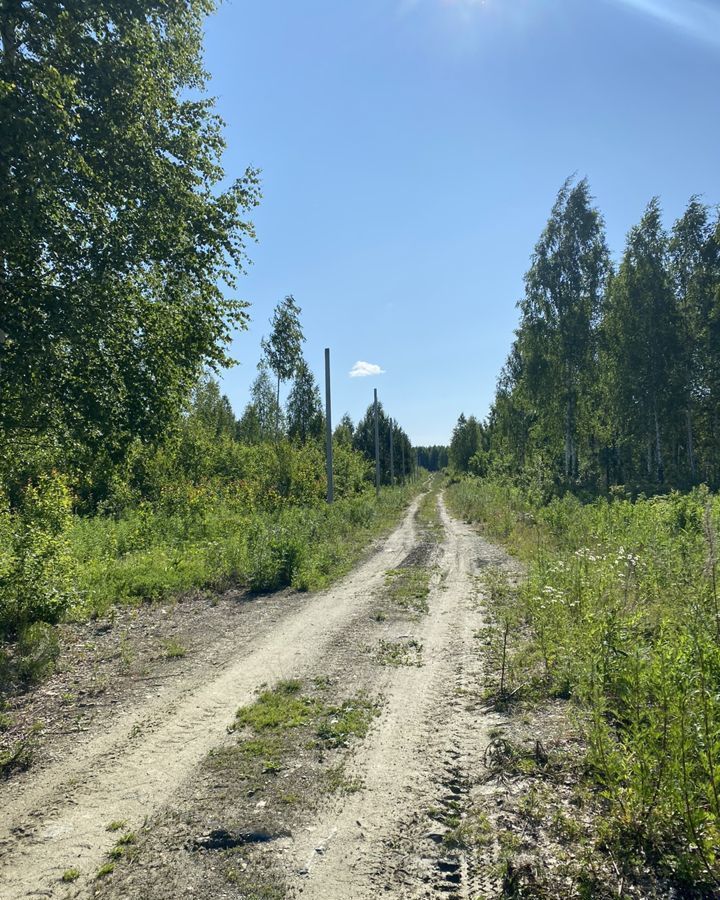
374, 388, 380, 497
389, 417, 395, 487
401, 438, 405, 485
324, 348, 334, 504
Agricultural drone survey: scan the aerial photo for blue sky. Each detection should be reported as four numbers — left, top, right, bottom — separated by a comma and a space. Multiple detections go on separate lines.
206, 0, 720, 446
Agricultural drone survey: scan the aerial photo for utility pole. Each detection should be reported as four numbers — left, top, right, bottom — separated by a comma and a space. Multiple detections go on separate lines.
389, 417, 394, 487
374, 388, 380, 497
401, 438, 405, 485
324, 348, 334, 504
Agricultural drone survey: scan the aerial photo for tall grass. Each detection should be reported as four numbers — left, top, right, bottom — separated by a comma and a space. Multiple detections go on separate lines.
70, 484, 417, 619
447, 477, 720, 890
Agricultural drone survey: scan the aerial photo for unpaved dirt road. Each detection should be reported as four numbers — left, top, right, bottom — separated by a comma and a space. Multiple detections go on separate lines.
0, 492, 517, 899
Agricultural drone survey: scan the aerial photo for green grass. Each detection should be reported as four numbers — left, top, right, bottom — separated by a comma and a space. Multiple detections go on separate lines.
61, 868, 81, 882
447, 476, 720, 891
233, 680, 319, 732
163, 638, 186, 659
69, 484, 419, 620
384, 567, 431, 614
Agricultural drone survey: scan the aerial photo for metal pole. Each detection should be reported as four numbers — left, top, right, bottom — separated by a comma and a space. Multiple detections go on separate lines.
374, 389, 380, 497
324, 348, 334, 504
389, 417, 394, 487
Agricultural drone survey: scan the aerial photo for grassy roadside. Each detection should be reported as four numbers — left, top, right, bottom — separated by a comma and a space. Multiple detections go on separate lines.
70, 481, 422, 620
446, 476, 720, 897
0, 481, 424, 778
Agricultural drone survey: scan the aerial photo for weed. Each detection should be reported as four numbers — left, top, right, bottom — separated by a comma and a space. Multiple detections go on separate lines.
106, 820, 127, 832
325, 762, 364, 795
61, 868, 80, 882
374, 638, 423, 667
234, 681, 318, 732
447, 476, 720, 888
384, 567, 430, 615
163, 638, 186, 659
316, 697, 379, 747
96, 862, 114, 878
0, 726, 39, 777
443, 810, 492, 851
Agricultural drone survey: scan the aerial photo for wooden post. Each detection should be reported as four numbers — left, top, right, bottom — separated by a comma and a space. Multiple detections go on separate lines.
324, 348, 334, 504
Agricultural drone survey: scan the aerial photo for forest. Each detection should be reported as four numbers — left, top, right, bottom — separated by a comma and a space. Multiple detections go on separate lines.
450, 179, 720, 496
2, 1, 720, 897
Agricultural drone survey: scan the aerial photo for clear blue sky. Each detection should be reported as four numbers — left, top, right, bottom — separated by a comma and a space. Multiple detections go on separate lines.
206, 0, 720, 446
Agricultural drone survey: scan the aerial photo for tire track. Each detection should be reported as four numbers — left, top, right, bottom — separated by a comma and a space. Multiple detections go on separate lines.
0, 498, 424, 900
282, 495, 512, 900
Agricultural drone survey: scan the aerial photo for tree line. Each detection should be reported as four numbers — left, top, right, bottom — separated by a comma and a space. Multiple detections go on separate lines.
453, 178, 720, 494
191, 295, 415, 488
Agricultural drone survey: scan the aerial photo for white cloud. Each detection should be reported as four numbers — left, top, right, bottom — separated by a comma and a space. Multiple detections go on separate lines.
609, 0, 720, 48
349, 361, 385, 378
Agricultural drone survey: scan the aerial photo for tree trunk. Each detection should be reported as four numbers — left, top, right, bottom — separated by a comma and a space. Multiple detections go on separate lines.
564, 392, 574, 482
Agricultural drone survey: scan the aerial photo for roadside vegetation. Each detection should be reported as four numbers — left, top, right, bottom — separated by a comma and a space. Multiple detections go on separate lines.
448, 475, 720, 894
444, 179, 720, 896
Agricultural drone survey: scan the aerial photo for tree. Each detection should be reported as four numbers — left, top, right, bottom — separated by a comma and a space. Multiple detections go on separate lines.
260, 296, 304, 435
237, 362, 284, 445
187, 377, 236, 439
669, 199, 720, 483
352, 402, 411, 486
518, 178, 609, 482
334, 414, 355, 447
449, 414, 484, 473
286, 359, 323, 444
0, 0, 260, 459
602, 199, 681, 484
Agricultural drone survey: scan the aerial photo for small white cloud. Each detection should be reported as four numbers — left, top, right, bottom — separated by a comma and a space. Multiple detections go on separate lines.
349, 361, 385, 378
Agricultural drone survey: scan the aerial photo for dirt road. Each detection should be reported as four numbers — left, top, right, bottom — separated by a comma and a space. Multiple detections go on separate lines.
0, 491, 517, 899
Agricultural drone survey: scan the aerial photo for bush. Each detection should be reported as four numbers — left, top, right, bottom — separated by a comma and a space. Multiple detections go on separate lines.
0, 473, 76, 638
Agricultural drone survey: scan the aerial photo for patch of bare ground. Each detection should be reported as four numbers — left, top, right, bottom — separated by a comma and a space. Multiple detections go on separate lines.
0, 494, 425, 899
0, 587, 302, 781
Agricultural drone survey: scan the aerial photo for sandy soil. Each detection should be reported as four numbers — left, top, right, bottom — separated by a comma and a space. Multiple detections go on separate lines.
0, 492, 520, 900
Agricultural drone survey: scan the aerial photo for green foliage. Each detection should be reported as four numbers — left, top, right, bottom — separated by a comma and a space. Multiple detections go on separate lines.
286, 358, 324, 444
0, 474, 76, 638
69, 458, 415, 617
449, 414, 486, 473
416, 445, 449, 471
352, 400, 413, 484
0, 0, 259, 459
481, 179, 720, 494
447, 477, 720, 889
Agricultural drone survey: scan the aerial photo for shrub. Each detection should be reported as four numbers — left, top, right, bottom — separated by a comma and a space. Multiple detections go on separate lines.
0, 473, 76, 638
